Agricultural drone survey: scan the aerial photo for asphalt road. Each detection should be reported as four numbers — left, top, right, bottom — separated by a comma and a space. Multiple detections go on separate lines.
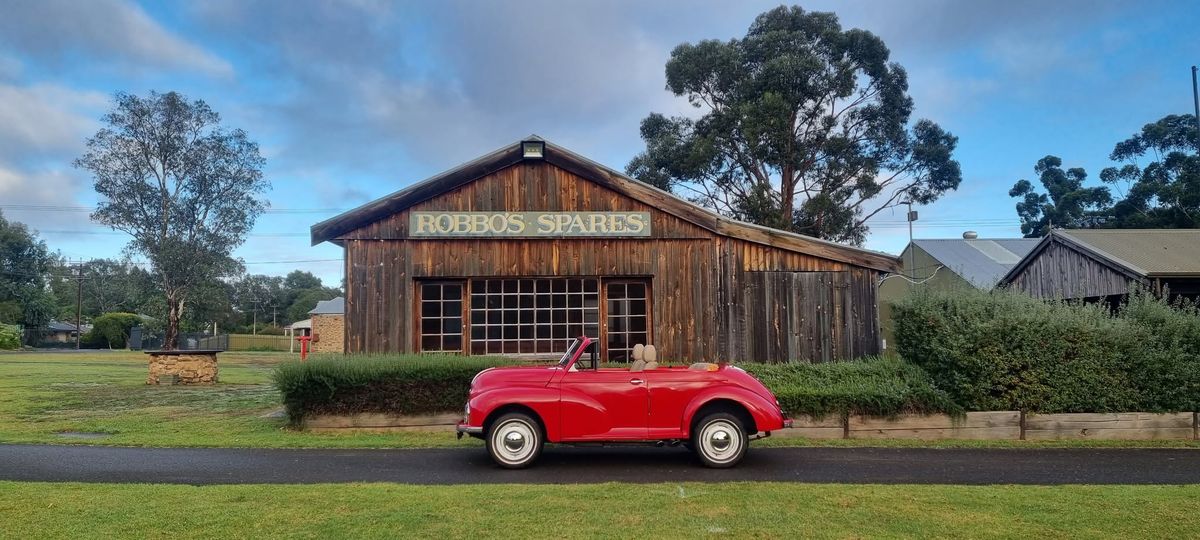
2, 444, 1199, 485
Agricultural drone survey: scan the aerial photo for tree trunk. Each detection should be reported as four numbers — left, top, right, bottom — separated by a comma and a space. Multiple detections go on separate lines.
163, 293, 183, 351
779, 171, 795, 231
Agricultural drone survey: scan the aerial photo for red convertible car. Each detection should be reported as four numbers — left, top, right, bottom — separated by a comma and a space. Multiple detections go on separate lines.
457, 336, 792, 468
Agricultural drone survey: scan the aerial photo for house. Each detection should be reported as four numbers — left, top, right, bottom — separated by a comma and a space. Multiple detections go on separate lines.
308, 297, 344, 354
878, 235, 1040, 348
997, 229, 1200, 303
44, 321, 83, 343
310, 137, 899, 363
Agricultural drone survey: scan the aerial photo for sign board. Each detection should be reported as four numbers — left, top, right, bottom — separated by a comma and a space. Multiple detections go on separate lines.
410, 212, 652, 238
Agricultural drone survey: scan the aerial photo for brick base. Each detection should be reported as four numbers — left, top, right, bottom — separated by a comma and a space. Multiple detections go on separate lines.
147, 351, 219, 385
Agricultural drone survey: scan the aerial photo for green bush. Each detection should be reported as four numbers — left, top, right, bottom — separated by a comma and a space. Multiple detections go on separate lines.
742, 357, 961, 419
893, 288, 1200, 413
273, 354, 520, 424
84, 312, 143, 349
0, 324, 20, 350
274, 353, 959, 425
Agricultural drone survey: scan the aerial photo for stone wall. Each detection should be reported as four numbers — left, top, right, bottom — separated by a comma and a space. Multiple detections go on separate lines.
311, 314, 344, 354
147, 352, 218, 385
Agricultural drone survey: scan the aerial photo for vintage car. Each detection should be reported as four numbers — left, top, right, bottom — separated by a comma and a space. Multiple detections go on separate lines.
457, 336, 792, 468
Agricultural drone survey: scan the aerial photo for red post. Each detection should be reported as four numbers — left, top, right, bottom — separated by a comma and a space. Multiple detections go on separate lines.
297, 335, 312, 361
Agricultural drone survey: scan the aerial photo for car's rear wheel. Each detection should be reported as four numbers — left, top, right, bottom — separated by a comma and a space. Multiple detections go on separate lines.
486, 412, 543, 469
692, 412, 746, 468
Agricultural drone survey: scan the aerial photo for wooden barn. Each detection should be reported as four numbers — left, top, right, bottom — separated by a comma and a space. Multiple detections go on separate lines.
998, 229, 1200, 302
310, 137, 899, 363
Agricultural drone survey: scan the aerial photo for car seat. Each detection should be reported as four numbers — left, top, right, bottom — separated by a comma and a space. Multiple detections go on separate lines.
630, 344, 646, 372
642, 345, 658, 370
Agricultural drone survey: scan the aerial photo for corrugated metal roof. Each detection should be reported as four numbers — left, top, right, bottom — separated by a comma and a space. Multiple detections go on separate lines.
913, 238, 1041, 289
46, 321, 77, 332
308, 297, 344, 315
1057, 229, 1200, 276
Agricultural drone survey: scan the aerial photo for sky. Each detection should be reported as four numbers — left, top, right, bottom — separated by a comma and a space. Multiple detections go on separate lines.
0, 0, 1197, 286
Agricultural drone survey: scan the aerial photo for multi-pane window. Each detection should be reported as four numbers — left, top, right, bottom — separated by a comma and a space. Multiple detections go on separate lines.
470, 278, 600, 355
606, 281, 649, 362
419, 282, 463, 352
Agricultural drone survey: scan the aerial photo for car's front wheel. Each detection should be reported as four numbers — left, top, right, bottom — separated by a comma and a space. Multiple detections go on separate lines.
486, 412, 543, 469
692, 412, 746, 468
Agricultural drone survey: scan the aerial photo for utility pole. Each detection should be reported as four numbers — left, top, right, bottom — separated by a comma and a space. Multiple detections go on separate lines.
904, 200, 918, 279
1192, 66, 1199, 154
74, 260, 83, 350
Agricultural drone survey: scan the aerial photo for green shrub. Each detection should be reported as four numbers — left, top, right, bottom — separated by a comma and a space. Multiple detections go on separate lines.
84, 312, 143, 349
0, 324, 20, 350
742, 357, 961, 419
274, 353, 958, 425
893, 288, 1200, 413
273, 354, 519, 425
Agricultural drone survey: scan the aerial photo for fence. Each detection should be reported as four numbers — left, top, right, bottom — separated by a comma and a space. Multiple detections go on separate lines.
196, 334, 292, 352
137, 333, 294, 352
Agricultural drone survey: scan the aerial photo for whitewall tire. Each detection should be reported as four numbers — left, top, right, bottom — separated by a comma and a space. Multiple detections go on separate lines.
692, 412, 747, 468
486, 413, 543, 469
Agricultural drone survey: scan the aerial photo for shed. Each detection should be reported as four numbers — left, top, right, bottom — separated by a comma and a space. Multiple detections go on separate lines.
307, 296, 345, 354
878, 237, 1040, 348
998, 229, 1200, 302
310, 137, 899, 363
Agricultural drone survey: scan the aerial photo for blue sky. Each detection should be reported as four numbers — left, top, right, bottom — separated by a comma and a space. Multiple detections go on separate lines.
0, 0, 1196, 285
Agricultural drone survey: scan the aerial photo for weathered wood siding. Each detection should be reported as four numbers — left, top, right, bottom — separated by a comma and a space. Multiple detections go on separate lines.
729, 268, 880, 362
340, 161, 884, 362
1006, 239, 1135, 299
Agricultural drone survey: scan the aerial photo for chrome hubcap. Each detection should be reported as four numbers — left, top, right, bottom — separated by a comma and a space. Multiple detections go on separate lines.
698, 419, 742, 464
492, 419, 537, 464
709, 429, 731, 451
503, 431, 526, 451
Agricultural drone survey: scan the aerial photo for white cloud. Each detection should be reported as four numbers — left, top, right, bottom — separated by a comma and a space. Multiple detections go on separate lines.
0, 0, 232, 78
0, 83, 106, 162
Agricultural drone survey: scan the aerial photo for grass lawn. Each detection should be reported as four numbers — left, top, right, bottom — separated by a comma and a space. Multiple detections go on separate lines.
2, 481, 1198, 539
1, 350, 1199, 450
0, 350, 471, 449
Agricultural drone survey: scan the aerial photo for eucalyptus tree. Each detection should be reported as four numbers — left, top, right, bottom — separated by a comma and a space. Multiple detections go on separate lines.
1101, 114, 1199, 228
75, 91, 268, 349
627, 5, 961, 244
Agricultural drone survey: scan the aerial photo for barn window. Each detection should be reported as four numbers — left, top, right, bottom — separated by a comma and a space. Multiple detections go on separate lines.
418, 282, 463, 352
605, 281, 650, 362
469, 278, 600, 355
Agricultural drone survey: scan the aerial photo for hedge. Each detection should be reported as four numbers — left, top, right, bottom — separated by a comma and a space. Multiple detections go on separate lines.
83, 312, 142, 349
0, 324, 19, 350
274, 354, 959, 425
743, 357, 961, 419
273, 354, 519, 424
893, 288, 1200, 413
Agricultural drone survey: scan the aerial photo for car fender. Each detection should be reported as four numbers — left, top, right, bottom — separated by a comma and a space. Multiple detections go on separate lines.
681, 385, 783, 435
468, 387, 562, 441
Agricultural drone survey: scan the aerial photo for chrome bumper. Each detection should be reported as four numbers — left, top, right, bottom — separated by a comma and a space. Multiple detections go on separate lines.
456, 422, 483, 439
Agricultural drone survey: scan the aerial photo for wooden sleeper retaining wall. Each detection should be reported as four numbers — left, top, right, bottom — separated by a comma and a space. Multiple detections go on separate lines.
300, 410, 1200, 440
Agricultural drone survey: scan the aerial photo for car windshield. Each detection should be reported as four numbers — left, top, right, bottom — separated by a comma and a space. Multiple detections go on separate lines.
557, 338, 583, 367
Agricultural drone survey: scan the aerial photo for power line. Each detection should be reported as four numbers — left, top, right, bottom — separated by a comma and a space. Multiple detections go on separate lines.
0, 204, 346, 214
34, 229, 311, 238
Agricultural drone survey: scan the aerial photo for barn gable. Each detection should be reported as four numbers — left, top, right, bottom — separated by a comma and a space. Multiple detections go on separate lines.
999, 232, 1142, 299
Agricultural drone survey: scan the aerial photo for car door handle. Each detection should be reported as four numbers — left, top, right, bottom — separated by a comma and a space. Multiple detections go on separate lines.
629, 378, 644, 385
